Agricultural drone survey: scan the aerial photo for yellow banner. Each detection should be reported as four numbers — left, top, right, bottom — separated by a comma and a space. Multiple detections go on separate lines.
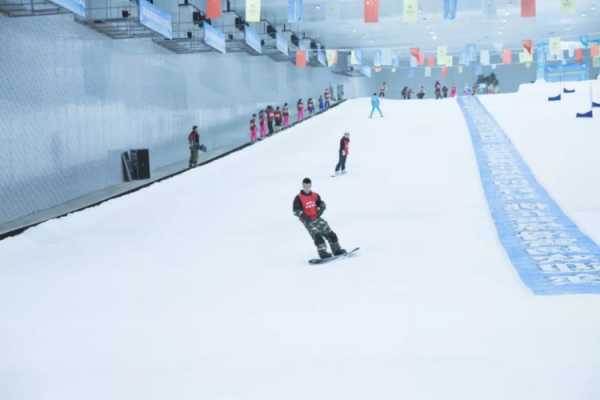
549, 37, 562, 58
403, 0, 418, 23
519, 51, 533, 63
436, 46, 447, 64
326, 50, 338, 65
246, 0, 261, 22
444, 55, 453, 67
350, 50, 359, 65
560, 0, 576, 14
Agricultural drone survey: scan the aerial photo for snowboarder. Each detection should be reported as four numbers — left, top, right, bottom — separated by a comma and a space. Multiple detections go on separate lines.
297, 99, 305, 122
369, 93, 383, 118
401, 86, 408, 100
188, 125, 200, 168
282, 103, 290, 128
318, 95, 325, 112
450, 86, 457, 97
434, 81, 442, 99
379, 82, 386, 97
442, 85, 448, 98
249, 114, 257, 142
334, 132, 350, 175
417, 86, 425, 99
324, 88, 331, 108
293, 177, 346, 260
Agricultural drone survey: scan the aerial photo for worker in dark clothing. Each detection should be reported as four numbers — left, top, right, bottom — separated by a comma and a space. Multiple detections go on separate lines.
334, 132, 350, 175
293, 178, 346, 259
188, 125, 200, 168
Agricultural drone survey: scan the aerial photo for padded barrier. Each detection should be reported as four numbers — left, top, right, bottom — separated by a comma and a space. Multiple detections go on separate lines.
563, 88, 576, 94
576, 110, 593, 118
458, 96, 600, 295
548, 94, 561, 101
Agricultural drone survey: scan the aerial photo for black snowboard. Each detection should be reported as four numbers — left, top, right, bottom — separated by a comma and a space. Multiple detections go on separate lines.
308, 247, 360, 265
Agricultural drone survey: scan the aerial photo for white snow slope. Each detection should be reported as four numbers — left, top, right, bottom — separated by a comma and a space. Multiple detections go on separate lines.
1, 87, 600, 400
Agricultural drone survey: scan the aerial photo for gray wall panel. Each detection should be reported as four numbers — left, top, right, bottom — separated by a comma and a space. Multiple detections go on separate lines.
0, 14, 369, 224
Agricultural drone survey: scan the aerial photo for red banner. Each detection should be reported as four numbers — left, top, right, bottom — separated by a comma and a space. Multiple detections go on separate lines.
410, 48, 424, 65
206, 0, 221, 19
503, 49, 512, 64
592, 44, 600, 57
364, 0, 379, 23
428, 54, 435, 67
441, 66, 448, 78
522, 39, 533, 55
296, 50, 307, 67
521, 0, 535, 17
575, 48, 584, 63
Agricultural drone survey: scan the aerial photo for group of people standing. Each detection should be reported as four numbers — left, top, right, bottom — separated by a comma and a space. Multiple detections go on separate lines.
401, 81, 457, 100
249, 86, 339, 142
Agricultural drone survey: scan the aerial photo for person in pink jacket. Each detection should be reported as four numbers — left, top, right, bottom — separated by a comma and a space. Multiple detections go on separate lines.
283, 103, 290, 128
297, 99, 305, 122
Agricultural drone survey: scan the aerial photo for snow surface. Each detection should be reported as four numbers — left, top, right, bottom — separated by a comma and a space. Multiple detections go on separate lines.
1, 89, 600, 400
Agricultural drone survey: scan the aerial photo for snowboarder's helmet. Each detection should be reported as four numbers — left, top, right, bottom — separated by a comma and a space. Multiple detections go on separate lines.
302, 177, 312, 185
344, 132, 350, 137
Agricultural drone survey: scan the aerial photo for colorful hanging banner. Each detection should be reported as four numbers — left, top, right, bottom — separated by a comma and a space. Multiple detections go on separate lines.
428, 54, 435, 67
482, 0, 496, 18
245, 0, 261, 22
206, 0, 221, 19
591, 44, 600, 57
549, 37, 562, 59
593, 57, 600, 68
373, 49, 383, 66
519, 51, 533, 63
437, 46, 448, 64
522, 39, 533, 55
575, 48, 584, 63
445, 55, 454, 67
503, 49, 512, 64
295, 49, 306, 67
560, 0, 576, 15
403, 0, 418, 23
441, 66, 448, 77
521, 0, 535, 17
364, 0, 379, 22
350, 49, 361, 65
326, 50, 338, 65
480, 50, 490, 65
288, 0, 303, 22
381, 49, 393, 65
443, 0, 457, 20
425, 66, 432, 77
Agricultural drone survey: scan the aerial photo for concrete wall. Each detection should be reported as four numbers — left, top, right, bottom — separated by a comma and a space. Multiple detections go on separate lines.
0, 14, 369, 224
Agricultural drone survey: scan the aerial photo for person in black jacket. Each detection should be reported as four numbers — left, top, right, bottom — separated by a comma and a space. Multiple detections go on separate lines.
334, 132, 350, 175
293, 177, 346, 259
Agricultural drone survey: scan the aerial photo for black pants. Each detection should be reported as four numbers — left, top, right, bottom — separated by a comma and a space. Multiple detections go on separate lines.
335, 151, 347, 172
267, 120, 274, 134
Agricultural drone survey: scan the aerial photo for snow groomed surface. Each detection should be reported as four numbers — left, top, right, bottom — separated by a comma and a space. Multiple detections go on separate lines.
458, 96, 600, 295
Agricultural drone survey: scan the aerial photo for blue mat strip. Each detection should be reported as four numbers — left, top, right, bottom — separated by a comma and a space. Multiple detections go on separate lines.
458, 96, 600, 295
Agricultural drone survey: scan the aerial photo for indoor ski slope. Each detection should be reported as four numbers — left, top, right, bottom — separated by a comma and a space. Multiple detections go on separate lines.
2, 87, 600, 400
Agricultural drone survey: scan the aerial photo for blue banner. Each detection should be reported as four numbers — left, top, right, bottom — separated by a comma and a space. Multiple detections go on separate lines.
458, 96, 600, 295
443, 0, 457, 20
245, 25, 262, 54
48, 0, 85, 16
288, 0, 303, 22
139, 0, 172, 39
204, 23, 226, 54
317, 48, 326, 66
545, 63, 588, 82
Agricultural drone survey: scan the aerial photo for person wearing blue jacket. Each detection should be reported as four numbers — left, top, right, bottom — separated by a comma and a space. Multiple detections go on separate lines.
369, 93, 383, 118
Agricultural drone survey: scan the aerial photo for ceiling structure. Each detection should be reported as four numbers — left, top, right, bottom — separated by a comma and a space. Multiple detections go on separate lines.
228, 0, 600, 53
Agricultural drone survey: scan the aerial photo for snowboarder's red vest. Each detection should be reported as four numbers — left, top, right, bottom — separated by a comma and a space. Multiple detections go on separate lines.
299, 191, 319, 221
